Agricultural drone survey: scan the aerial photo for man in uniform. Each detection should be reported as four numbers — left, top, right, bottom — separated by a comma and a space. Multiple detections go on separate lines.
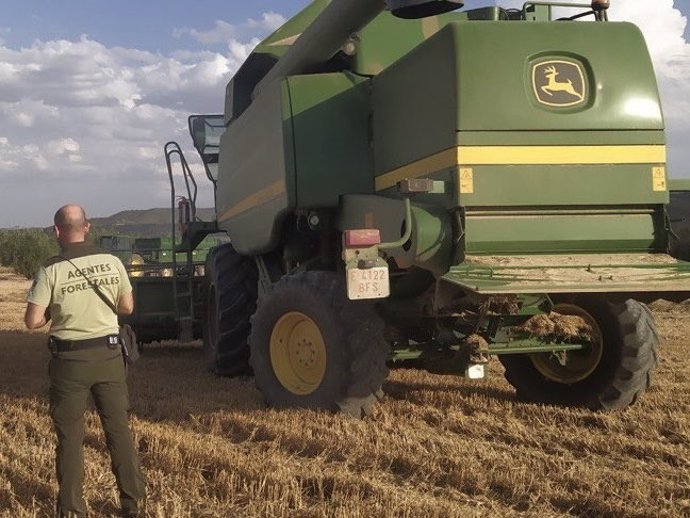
24, 204, 146, 518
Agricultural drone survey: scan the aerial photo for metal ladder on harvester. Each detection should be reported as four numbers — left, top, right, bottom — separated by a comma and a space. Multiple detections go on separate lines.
164, 142, 213, 342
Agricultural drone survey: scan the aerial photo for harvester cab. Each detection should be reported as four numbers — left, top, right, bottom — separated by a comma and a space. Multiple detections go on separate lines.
178, 0, 690, 416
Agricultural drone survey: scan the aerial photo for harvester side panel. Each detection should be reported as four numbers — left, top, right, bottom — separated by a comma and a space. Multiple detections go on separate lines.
372, 21, 668, 257
217, 80, 295, 256
373, 21, 664, 175
453, 22, 663, 132
218, 72, 377, 255
464, 212, 658, 254
354, 7, 509, 77
288, 73, 374, 208
462, 164, 666, 206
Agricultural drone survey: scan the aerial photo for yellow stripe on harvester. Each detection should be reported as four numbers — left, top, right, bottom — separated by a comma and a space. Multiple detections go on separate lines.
219, 179, 286, 221
375, 145, 667, 191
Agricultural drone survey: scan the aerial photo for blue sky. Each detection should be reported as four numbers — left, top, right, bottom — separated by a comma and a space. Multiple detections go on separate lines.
1, 1, 305, 54
1, 0, 690, 227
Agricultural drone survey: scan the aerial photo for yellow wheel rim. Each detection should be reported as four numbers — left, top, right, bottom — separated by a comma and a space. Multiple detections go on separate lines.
270, 312, 327, 395
530, 303, 604, 384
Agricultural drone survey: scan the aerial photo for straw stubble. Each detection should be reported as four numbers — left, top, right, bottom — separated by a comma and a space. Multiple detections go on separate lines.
0, 267, 688, 517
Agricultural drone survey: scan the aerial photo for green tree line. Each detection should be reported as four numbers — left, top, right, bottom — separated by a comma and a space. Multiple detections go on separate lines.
0, 229, 58, 279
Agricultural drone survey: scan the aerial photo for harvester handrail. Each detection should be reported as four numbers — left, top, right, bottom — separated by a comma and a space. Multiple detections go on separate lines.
164, 140, 200, 285
164, 141, 198, 223
522, 1, 607, 21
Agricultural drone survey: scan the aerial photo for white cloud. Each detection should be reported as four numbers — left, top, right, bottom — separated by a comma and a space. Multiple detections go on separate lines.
47, 138, 80, 155
2, 4, 690, 228
173, 12, 286, 45
15, 111, 34, 127
0, 159, 19, 171
0, 10, 290, 227
227, 38, 262, 68
137, 146, 160, 160
0, 20, 271, 226
33, 155, 49, 171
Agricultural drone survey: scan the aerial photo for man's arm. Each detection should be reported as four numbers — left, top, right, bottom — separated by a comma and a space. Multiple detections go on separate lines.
113, 256, 134, 316
24, 303, 50, 329
117, 291, 134, 315
25, 266, 51, 330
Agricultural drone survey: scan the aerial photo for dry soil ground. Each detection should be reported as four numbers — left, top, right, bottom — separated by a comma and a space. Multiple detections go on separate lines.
0, 266, 689, 517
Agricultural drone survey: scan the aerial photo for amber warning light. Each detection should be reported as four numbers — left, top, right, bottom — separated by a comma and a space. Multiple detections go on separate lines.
343, 229, 381, 248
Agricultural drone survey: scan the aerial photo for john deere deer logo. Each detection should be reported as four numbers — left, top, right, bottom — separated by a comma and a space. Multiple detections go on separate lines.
532, 60, 587, 108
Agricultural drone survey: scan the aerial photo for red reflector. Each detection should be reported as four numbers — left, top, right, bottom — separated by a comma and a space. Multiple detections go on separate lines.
344, 229, 381, 247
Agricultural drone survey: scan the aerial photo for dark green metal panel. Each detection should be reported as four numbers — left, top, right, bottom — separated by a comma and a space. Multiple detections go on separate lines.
669, 179, 690, 192
355, 13, 448, 76
373, 20, 662, 175
368, 18, 667, 260
126, 277, 205, 343
131, 278, 175, 315
372, 25, 458, 175
460, 165, 669, 207
464, 212, 659, 254
355, 7, 508, 76
216, 80, 295, 255
452, 21, 662, 132
287, 73, 374, 208
456, 130, 665, 146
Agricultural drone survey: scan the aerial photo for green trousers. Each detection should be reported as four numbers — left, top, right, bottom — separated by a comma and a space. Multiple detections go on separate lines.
49, 347, 146, 516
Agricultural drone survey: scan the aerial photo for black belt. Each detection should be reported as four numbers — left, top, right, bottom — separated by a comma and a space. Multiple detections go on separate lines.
50, 335, 119, 353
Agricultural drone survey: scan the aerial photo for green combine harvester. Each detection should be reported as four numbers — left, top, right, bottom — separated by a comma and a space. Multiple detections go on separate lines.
99, 233, 225, 344
165, 0, 690, 416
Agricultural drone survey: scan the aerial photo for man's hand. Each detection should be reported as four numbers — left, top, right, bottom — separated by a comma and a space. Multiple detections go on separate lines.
25, 303, 50, 329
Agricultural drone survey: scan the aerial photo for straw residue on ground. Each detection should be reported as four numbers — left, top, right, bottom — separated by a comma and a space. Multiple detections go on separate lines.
1, 266, 689, 517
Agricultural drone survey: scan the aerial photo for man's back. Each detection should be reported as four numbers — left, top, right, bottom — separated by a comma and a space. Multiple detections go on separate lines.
27, 242, 131, 341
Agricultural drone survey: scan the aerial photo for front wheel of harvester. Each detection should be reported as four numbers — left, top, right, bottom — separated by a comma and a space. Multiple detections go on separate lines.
500, 297, 659, 411
202, 243, 258, 376
249, 271, 389, 417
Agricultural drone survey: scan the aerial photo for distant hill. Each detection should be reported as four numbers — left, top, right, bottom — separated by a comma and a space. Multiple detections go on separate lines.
90, 208, 215, 226
1, 208, 217, 235
90, 208, 215, 237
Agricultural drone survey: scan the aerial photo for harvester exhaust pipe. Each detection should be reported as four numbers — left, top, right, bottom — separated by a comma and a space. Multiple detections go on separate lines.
252, 0, 464, 100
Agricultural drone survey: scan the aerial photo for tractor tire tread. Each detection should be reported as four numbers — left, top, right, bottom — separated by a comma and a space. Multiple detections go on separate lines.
250, 271, 389, 418
203, 243, 258, 377
502, 298, 658, 412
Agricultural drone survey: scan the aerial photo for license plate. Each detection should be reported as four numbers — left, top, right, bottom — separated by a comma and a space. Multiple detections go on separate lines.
346, 266, 390, 300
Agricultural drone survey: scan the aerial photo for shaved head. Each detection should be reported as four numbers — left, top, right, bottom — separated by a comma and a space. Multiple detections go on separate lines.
53, 204, 90, 244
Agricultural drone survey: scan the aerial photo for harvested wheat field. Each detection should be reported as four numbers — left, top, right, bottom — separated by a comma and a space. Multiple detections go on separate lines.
1, 265, 689, 518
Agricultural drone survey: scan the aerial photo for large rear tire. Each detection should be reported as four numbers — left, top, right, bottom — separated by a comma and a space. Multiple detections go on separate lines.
202, 244, 258, 376
249, 271, 389, 417
500, 297, 658, 411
